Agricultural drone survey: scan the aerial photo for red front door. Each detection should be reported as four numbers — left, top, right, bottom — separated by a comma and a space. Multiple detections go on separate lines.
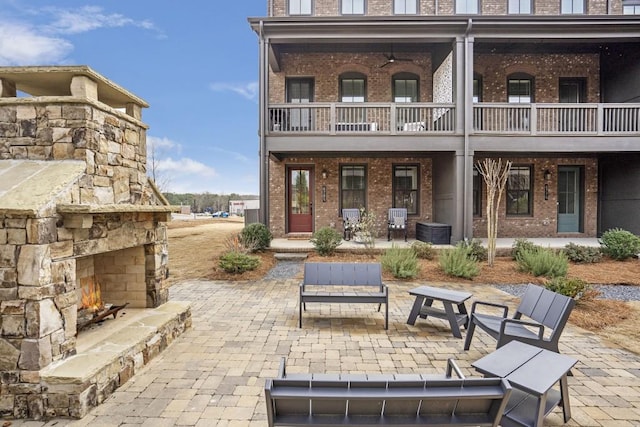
288, 167, 313, 233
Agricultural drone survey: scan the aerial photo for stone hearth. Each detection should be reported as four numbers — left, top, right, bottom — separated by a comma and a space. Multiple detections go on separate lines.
0, 66, 190, 419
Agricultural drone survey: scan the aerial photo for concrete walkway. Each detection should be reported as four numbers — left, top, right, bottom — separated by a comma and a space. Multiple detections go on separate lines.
11, 278, 640, 426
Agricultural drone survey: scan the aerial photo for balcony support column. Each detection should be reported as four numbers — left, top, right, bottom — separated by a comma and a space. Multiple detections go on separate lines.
258, 22, 269, 225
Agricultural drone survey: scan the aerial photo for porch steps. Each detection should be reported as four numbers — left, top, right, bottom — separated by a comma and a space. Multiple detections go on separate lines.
274, 252, 308, 261
287, 233, 312, 240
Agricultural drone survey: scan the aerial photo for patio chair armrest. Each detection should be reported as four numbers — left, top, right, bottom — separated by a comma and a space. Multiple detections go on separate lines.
470, 300, 509, 318
445, 358, 466, 379
499, 318, 545, 340
278, 357, 287, 378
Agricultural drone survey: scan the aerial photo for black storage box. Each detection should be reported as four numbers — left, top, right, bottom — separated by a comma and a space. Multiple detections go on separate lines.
416, 222, 451, 245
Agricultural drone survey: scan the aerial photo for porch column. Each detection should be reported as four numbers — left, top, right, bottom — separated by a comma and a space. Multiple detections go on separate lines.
453, 150, 466, 242
453, 37, 465, 135
258, 27, 269, 225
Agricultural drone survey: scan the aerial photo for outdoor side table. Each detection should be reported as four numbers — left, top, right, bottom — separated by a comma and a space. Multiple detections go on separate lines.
472, 340, 578, 427
406, 285, 472, 338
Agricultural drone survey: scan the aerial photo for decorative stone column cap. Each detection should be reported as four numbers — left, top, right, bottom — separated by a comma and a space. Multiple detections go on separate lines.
0, 65, 148, 110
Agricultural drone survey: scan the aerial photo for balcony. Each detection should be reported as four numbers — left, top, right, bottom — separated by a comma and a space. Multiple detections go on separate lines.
473, 103, 640, 135
268, 103, 456, 135
267, 103, 640, 136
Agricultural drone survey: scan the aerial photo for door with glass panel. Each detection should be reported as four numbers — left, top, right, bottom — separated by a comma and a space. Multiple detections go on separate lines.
288, 167, 313, 233
287, 79, 313, 131
559, 78, 586, 131
557, 166, 582, 232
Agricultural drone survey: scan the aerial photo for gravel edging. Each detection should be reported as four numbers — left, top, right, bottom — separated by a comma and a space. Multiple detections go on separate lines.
494, 284, 640, 301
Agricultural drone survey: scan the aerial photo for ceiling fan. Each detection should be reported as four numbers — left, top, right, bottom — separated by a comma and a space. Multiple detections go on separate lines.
380, 50, 413, 68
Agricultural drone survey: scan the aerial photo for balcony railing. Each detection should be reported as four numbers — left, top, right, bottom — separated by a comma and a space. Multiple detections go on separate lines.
268, 103, 640, 136
268, 103, 456, 134
473, 103, 640, 135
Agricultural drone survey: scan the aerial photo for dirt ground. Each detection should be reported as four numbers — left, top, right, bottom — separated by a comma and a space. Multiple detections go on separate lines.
166, 218, 640, 355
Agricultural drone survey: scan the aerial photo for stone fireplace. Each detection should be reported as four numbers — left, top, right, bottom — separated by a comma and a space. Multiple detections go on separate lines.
0, 66, 191, 419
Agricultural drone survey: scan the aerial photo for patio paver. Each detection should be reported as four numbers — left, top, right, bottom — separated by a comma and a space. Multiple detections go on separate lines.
9, 279, 640, 426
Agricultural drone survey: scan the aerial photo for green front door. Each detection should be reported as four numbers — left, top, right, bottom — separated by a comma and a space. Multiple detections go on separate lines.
557, 166, 581, 233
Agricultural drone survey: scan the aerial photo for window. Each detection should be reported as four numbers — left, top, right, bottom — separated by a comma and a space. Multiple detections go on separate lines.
623, 1, 640, 14
473, 168, 482, 216
340, 74, 366, 102
340, 165, 367, 211
393, 73, 419, 103
342, 0, 365, 14
393, 165, 419, 215
561, 0, 584, 13
509, 0, 532, 13
394, 0, 418, 14
289, 0, 312, 15
508, 75, 534, 103
473, 75, 482, 103
506, 166, 532, 215
456, 0, 479, 14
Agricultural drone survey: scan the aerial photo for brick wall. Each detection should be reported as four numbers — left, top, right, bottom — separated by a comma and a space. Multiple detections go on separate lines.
473, 156, 598, 238
269, 0, 617, 15
269, 156, 433, 237
475, 53, 600, 103
269, 52, 433, 103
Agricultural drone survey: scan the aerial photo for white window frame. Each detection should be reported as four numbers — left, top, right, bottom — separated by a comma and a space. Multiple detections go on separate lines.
561, 0, 585, 14
509, 0, 532, 13
289, 0, 312, 15
394, 0, 418, 14
342, 0, 365, 15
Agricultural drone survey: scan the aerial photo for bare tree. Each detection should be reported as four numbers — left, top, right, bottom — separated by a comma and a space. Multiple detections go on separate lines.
147, 138, 172, 193
476, 158, 512, 266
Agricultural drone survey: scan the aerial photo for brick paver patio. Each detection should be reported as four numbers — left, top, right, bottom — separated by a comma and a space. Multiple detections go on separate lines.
12, 279, 640, 426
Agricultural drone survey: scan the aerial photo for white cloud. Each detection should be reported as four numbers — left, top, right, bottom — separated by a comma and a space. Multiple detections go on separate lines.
210, 81, 258, 102
42, 6, 159, 35
210, 147, 253, 164
157, 157, 217, 178
147, 135, 181, 152
0, 21, 73, 65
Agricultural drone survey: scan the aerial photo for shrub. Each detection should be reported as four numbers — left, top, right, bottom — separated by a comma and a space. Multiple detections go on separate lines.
457, 239, 488, 262
545, 277, 590, 300
438, 245, 480, 279
511, 238, 541, 260
381, 245, 420, 279
564, 243, 602, 264
411, 241, 436, 260
218, 251, 260, 274
599, 228, 640, 261
310, 227, 343, 256
239, 223, 273, 252
516, 247, 568, 278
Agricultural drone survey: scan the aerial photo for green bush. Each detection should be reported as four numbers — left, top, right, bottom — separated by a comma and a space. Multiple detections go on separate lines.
310, 227, 343, 256
564, 243, 602, 264
411, 241, 436, 260
239, 223, 273, 252
457, 239, 488, 262
516, 247, 568, 278
381, 245, 420, 279
219, 251, 260, 274
438, 245, 480, 279
511, 238, 541, 260
599, 228, 640, 261
545, 277, 589, 299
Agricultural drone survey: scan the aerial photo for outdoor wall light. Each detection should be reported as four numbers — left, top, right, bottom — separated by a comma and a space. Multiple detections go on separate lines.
544, 169, 551, 181
321, 169, 328, 179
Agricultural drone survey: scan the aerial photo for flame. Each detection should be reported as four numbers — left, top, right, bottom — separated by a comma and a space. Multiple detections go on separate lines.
80, 277, 104, 312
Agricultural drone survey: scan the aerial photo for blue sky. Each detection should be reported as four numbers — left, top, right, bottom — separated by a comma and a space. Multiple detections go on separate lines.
0, 0, 265, 195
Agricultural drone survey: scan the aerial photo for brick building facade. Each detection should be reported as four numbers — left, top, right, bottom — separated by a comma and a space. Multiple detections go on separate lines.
251, 0, 640, 241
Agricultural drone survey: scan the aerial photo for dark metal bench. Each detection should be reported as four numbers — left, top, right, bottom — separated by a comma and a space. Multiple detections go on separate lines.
265, 357, 512, 427
300, 262, 388, 329
464, 283, 576, 353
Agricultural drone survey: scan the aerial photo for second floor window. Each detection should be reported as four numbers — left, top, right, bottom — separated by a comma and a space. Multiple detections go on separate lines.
342, 0, 365, 14
393, 74, 419, 103
394, 0, 418, 14
561, 0, 584, 13
507, 166, 532, 216
456, 0, 479, 14
508, 75, 534, 103
393, 165, 419, 215
289, 0, 312, 15
623, 0, 640, 13
340, 165, 367, 211
509, 0, 532, 13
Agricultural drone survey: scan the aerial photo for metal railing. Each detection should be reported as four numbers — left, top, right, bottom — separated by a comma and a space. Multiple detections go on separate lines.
268, 103, 456, 134
473, 103, 640, 135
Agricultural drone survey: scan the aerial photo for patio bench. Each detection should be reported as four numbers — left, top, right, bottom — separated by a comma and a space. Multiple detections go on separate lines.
464, 283, 575, 353
300, 262, 388, 329
265, 357, 512, 427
